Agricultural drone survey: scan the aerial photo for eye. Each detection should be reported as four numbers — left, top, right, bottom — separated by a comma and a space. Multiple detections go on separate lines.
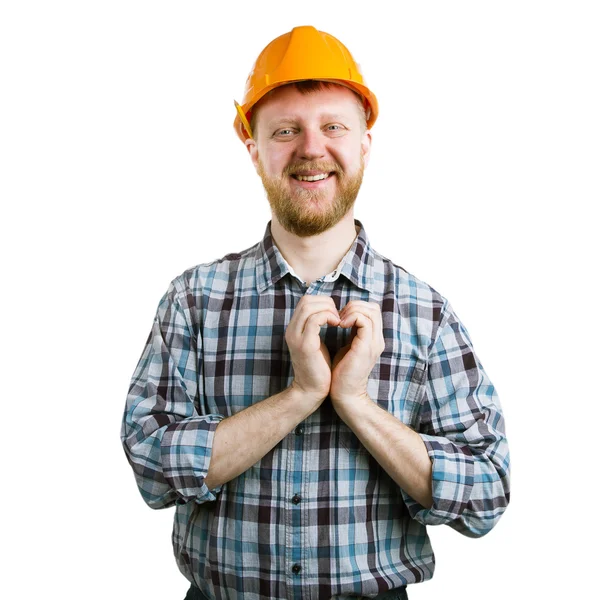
274, 128, 295, 137
325, 124, 346, 135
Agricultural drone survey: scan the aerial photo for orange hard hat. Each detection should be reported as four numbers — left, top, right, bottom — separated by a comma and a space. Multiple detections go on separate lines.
233, 25, 379, 142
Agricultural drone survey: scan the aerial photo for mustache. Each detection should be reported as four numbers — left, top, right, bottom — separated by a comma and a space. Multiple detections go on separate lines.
283, 161, 343, 176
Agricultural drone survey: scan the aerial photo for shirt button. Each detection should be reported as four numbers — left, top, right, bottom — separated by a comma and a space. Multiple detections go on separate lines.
295, 425, 304, 436
292, 494, 301, 505
292, 563, 302, 575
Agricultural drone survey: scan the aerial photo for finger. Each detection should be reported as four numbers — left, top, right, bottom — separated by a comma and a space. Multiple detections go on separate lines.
339, 312, 372, 341
340, 300, 381, 319
339, 308, 380, 345
339, 306, 374, 326
288, 299, 340, 339
302, 310, 341, 336
339, 305, 385, 345
295, 296, 340, 318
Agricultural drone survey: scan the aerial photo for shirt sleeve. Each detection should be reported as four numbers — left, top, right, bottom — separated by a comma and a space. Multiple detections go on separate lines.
400, 301, 511, 537
120, 278, 225, 509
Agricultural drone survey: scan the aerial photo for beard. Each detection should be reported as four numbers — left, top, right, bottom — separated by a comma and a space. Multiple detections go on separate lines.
257, 156, 365, 237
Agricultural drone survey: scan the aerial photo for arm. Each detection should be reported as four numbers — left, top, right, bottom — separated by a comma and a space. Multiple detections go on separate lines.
401, 301, 510, 537
120, 279, 223, 509
334, 398, 433, 508
329, 301, 433, 507
204, 383, 318, 489
121, 283, 339, 506
206, 294, 343, 488
330, 300, 510, 537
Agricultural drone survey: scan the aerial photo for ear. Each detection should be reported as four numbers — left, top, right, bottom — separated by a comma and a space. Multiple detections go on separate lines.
245, 137, 260, 171
361, 130, 373, 168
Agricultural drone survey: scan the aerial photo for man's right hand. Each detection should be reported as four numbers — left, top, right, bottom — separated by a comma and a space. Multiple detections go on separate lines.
205, 295, 341, 490
285, 295, 341, 404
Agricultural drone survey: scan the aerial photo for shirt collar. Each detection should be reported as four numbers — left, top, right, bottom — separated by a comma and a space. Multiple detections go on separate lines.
255, 219, 377, 294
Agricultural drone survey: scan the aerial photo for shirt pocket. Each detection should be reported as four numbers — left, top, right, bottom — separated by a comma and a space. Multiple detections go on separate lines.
340, 354, 427, 455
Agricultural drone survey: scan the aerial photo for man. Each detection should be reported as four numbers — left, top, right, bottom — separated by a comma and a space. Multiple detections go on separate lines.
121, 25, 510, 600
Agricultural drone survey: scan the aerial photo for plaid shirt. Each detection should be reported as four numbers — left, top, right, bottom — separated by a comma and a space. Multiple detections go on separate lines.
121, 219, 510, 599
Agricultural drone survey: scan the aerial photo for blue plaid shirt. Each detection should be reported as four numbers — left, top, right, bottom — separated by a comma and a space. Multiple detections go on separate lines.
121, 220, 510, 599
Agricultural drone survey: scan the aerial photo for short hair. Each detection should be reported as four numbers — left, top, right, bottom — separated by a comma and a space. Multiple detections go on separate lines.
249, 80, 368, 140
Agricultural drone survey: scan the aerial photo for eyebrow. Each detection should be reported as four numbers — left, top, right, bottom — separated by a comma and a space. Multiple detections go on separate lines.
268, 114, 352, 127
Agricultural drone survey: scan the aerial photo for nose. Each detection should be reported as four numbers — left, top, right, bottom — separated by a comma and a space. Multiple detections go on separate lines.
297, 127, 326, 160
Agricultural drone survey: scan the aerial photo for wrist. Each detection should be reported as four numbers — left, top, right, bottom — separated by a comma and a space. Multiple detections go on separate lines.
331, 392, 372, 421
288, 380, 326, 410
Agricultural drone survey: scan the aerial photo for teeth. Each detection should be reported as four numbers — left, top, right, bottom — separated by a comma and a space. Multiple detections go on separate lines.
295, 173, 329, 182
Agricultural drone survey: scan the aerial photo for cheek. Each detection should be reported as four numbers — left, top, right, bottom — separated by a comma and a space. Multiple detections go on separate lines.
332, 140, 363, 171
339, 153, 362, 174
264, 150, 293, 176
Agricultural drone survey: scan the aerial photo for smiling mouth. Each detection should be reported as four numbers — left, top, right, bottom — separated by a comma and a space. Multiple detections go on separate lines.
291, 172, 335, 182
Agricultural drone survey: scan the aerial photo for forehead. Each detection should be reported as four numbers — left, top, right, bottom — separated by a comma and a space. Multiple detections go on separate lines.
254, 84, 362, 127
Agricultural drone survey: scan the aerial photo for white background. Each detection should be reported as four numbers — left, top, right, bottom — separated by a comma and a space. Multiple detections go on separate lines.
1, 1, 598, 598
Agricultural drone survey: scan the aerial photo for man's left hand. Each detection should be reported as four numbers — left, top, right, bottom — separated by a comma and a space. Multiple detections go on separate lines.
330, 301, 385, 414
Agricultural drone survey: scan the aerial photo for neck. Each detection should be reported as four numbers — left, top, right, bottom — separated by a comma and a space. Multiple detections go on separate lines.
270, 212, 359, 286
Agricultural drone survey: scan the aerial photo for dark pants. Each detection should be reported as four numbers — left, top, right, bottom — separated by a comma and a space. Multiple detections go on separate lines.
184, 583, 408, 600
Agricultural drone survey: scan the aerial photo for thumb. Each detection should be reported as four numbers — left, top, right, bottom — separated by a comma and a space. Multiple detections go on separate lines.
332, 344, 351, 370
